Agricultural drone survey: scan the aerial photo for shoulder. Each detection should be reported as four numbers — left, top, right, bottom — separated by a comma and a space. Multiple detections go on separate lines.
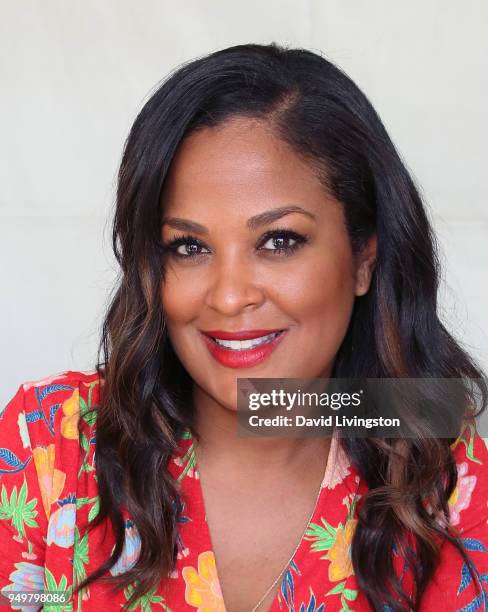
3, 369, 102, 413
3, 369, 101, 410
3, 368, 101, 427
1, 369, 102, 480
419, 425, 488, 609
18, 369, 102, 405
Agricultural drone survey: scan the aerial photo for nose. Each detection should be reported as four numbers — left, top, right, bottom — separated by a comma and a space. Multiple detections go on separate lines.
204, 252, 266, 316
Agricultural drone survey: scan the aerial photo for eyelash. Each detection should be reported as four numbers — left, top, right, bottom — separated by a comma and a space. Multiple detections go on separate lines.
162, 228, 309, 260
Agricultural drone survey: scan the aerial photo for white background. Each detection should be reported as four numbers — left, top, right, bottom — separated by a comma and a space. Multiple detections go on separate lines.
1, 1, 487, 407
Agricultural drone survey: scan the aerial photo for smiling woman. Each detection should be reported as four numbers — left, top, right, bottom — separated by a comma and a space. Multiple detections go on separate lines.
0, 43, 487, 612
160, 117, 376, 398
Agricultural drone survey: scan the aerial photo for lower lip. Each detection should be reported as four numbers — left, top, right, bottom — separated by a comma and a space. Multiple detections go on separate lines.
201, 331, 287, 369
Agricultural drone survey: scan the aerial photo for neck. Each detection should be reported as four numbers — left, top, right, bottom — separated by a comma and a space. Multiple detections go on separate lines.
191, 382, 331, 477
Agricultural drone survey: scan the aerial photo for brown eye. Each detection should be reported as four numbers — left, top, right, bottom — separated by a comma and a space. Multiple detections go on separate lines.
175, 242, 206, 256
261, 234, 298, 250
163, 235, 211, 259
257, 229, 308, 255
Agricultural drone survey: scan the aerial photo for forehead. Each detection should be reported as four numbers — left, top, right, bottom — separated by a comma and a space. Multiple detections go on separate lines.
161, 117, 335, 220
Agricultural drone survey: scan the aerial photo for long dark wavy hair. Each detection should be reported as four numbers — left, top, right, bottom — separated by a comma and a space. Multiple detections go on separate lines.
75, 43, 487, 610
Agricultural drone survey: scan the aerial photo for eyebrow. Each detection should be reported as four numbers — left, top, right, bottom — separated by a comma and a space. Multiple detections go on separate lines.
161, 206, 316, 234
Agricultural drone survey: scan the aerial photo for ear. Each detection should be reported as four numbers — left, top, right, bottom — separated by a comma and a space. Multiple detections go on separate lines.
354, 235, 377, 296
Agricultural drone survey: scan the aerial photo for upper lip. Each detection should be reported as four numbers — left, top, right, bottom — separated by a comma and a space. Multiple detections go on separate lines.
201, 329, 285, 340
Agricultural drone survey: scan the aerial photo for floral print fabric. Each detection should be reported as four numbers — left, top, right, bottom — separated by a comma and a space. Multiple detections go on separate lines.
0, 370, 487, 611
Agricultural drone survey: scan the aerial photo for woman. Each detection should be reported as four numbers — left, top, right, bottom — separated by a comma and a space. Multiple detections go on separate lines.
0, 43, 487, 612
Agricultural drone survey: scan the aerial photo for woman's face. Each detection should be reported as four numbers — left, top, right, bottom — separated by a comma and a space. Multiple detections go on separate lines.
161, 117, 376, 410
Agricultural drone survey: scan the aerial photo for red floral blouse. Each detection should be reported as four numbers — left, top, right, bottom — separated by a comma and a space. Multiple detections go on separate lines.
0, 370, 487, 611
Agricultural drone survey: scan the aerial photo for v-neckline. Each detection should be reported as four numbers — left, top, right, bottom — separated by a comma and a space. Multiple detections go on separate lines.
182, 428, 345, 612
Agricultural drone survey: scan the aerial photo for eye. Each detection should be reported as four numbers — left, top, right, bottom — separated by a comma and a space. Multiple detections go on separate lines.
257, 229, 308, 255
162, 234, 210, 259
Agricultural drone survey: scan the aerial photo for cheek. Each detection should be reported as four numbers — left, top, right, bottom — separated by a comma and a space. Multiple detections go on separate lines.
160, 271, 206, 360
311, 262, 355, 317
161, 269, 203, 325
273, 246, 357, 364
275, 246, 356, 316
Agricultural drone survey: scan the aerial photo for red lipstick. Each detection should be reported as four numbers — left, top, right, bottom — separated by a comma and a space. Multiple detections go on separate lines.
200, 329, 288, 368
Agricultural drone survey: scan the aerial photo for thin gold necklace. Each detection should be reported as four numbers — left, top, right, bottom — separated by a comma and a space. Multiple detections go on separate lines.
193, 434, 336, 612
248, 466, 326, 612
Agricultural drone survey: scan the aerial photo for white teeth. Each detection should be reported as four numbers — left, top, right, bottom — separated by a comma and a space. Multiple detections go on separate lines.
213, 332, 281, 350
